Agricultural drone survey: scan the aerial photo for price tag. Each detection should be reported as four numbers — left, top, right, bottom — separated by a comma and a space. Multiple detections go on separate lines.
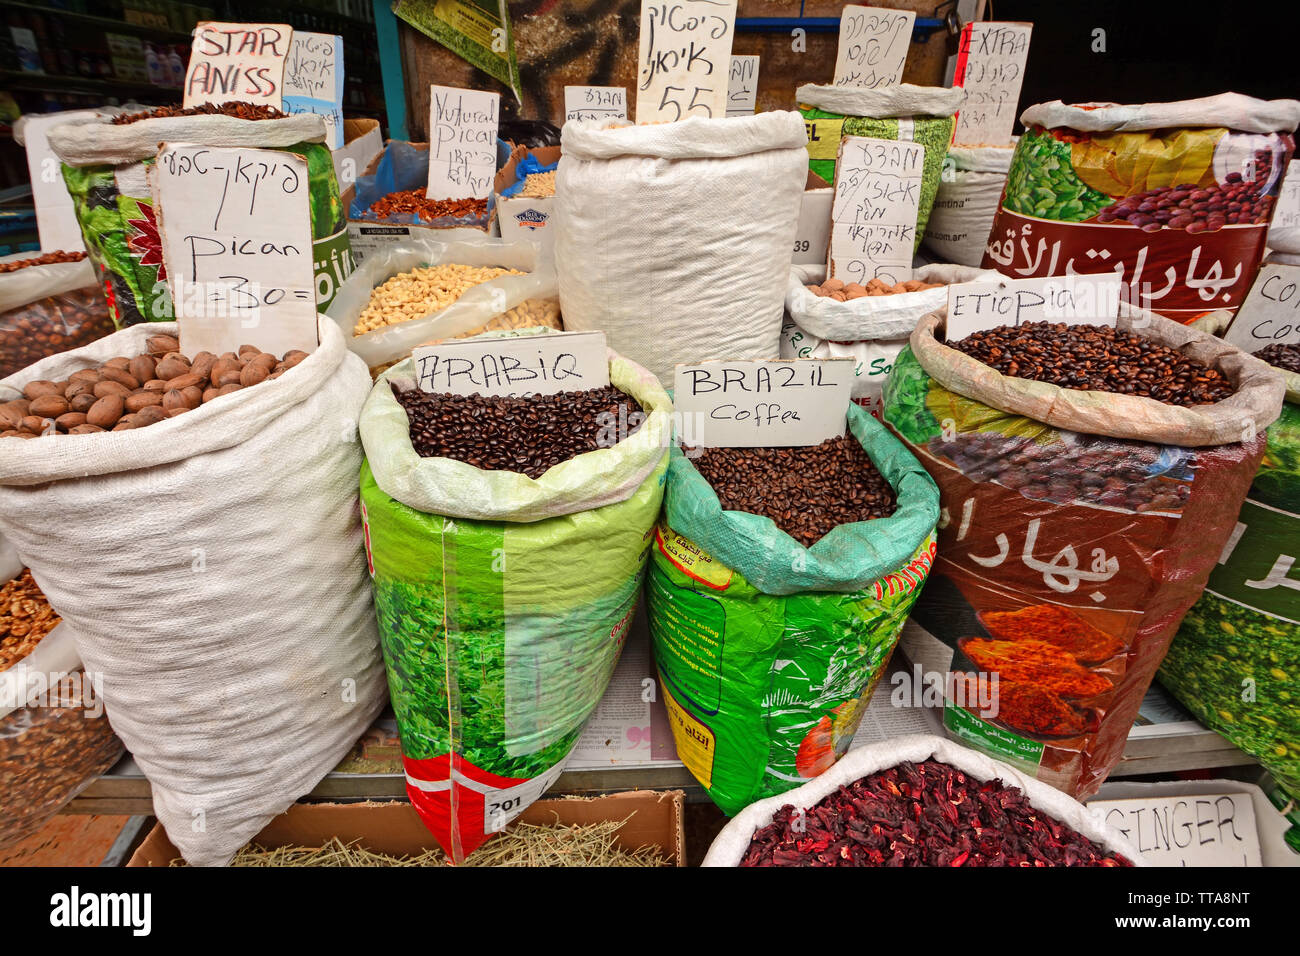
1089, 794, 1261, 867
282, 32, 344, 150
1271, 160, 1300, 235
183, 22, 292, 109
564, 86, 628, 123
1223, 263, 1300, 351
412, 331, 609, 397
952, 22, 1032, 148
673, 358, 854, 448
427, 85, 500, 200
725, 55, 758, 116
635, 0, 737, 123
152, 143, 318, 357
828, 136, 923, 286
22, 111, 98, 252
832, 5, 914, 88
945, 274, 1122, 341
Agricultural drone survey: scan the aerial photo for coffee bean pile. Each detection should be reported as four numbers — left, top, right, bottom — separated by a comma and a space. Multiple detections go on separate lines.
685, 436, 896, 547
926, 431, 1192, 512
111, 102, 288, 124
1254, 342, 1300, 374
949, 322, 1235, 406
394, 384, 646, 479
1095, 160, 1275, 233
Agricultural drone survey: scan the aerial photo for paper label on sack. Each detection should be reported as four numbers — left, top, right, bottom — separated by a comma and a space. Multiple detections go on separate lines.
1089, 794, 1261, 867
564, 86, 627, 123
828, 136, 923, 286
1223, 262, 1300, 351
673, 358, 854, 447
282, 31, 344, 150
945, 274, 1122, 341
725, 55, 758, 116
23, 111, 97, 252
183, 22, 292, 109
427, 85, 500, 200
634, 0, 737, 123
412, 331, 609, 397
1272, 160, 1300, 235
832, 6, 915, 88
152, 143, 318, 356
952, 22, 1032, 148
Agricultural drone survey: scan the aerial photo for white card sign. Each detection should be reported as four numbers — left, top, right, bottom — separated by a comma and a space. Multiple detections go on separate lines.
673, 358, 854, 448
564, 86, 628, 123
412, 331, 609, 397
183, 22, 292, 109
152, 143, 318, 357
828, 136, 924, 286
953, 22, 1033, 147
22, 111, 98, 252
832, 6, 915, 88
1223, 262, 1300, 351
945, 274, 1122, 341
1271, 160, 1300, 236
427, 85, 500, 200
635, 0, 737, 123
726, 55, 758, 116
1090, 794, 1262, 867
282, 32, 344, 150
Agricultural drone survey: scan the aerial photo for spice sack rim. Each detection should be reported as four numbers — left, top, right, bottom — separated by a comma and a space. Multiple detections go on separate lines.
910, 307, 1286, 447
45, 113, 328, 167
560, 110, 808, 161
360, 343, 673, 523
1019, 93, 1300, 135
796, 83, 967, 119
0, 315, 355, 486
701, 733, 1148, 866
0, 254, 98, 313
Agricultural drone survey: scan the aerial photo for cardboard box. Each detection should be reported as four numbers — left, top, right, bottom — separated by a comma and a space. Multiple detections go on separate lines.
793, 170, 832, 265
332, 118, 383, 194
493, 144, 561, 255
128, 790, 686, 867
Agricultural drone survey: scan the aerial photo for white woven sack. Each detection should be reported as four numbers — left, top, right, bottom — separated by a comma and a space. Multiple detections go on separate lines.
46, 113, 326, 166
1020, 93, 1300, 135
796, 83, 966, 118
554, 113, 808, 383
0, 316, 385, 866
0, 253, 98, 313
702, 734, 1148, 866
922, 143, 1015, 266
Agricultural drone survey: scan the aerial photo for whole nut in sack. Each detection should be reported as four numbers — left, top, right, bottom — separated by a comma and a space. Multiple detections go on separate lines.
0, 251, 114, 378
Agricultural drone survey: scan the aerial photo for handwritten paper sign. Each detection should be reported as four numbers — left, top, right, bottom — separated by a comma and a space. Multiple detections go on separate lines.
828, 136, 924, 285
953, 22, 1032, 147
412, 331, 609, 397
183, 22, 292, 109
1271, 160, 1300, 237
152, 143, 318, 357
282, 32, 344, 150
1224, 262, 1300, 351
22, 111, 98, 252
726, 55, 758, 116
635, 0, 737, 123
673, 358, 854, 447
564, 86, 628, 123
832, 6, 914, 88
945, 274, 1122, 341
427, 85, 500, 200
1090, 794, 1261, 867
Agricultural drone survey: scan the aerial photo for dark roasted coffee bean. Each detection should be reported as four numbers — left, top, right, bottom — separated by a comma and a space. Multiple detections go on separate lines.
1254, 342, 1300, 374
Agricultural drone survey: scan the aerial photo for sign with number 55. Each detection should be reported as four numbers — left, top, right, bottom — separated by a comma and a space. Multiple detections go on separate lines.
635, 0, 737, 123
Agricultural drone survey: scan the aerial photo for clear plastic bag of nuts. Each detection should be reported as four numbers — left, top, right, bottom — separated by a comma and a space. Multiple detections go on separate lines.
0, 253, 115, 379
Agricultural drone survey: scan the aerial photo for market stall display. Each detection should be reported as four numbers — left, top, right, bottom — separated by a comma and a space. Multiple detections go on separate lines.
648, 405, 940, 815
883, 306, 1285, 799
348, 140, 492, 233
923, 141, 1017, 266
0, 252, 114, 379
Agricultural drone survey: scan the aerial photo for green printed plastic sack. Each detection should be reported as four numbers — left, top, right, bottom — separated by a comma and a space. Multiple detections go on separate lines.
797, 84, 964, 253
358, 343, 671, 861
48, 113, 352, 328
647, 405, 940, 815
1160, 375, 1300, 804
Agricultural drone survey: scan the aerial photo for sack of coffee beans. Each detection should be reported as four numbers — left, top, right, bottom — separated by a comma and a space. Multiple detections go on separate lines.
0, 316, 386, 866
0, 251, 114, 379
882, 306, 1285, 800
781, 263, 997, 419
797, 84, 966, 254
358, 336, 672, 861
1160, 348, 1300, 808
983, 93, 1300, 324
47, 107, 353, 328
327, 239, 556, 373
646, 406, 940, 815
922, 142, 1016, 266
554, 113, 808, 383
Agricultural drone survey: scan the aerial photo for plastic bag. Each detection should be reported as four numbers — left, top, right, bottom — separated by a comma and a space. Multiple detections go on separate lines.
647, 405, 940, 814
325, 239, 557, 371
358, 342, 671, 861
499, 151, 559, 199
882, 305, 1284, 799
922, 142, 1016, 266
0, 253, 113, 377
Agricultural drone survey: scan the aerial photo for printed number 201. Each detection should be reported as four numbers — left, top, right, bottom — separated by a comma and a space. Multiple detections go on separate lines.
489, 796, 522, 816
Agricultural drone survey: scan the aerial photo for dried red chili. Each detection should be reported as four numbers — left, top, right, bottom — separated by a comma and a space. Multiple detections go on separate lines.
110, 102, 288, 125
364, 189, 488, 223
740, 759, 1132, 867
